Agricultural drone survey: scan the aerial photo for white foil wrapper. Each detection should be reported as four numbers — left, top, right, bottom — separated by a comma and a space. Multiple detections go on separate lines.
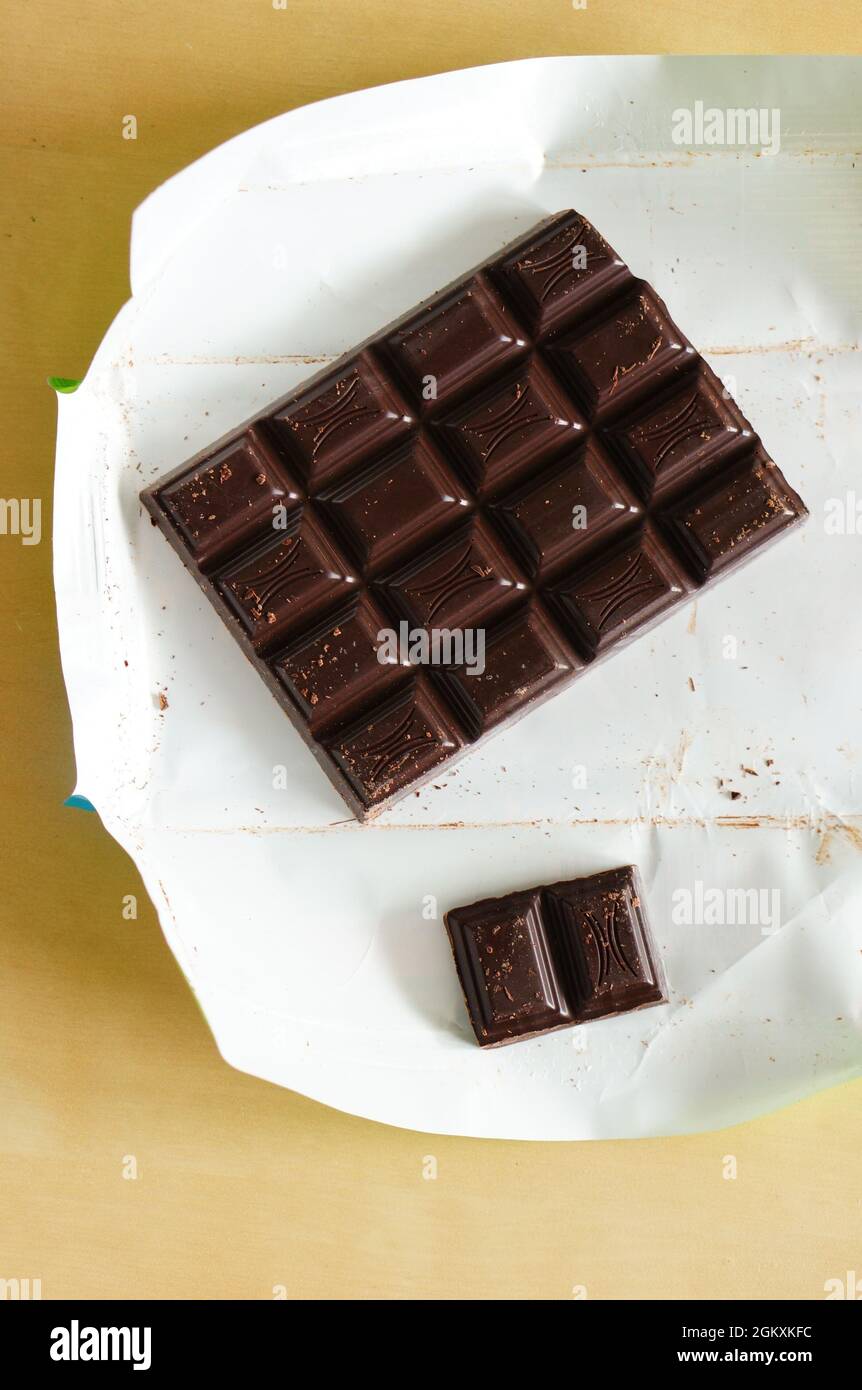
55, 57, 862, 1137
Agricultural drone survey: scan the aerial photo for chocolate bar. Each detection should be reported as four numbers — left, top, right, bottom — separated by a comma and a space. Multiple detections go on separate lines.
141, 211, 807, 819
444, 865, 665, 1047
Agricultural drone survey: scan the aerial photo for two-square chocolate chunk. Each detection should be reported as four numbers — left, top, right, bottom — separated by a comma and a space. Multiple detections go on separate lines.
444, 865, 665, 1046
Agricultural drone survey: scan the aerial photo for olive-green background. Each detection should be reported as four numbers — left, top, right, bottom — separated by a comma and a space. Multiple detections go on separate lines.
1, 0, 860, 1300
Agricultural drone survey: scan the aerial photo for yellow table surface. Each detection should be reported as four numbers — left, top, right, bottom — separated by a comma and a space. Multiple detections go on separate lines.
2, 1, 860, 1300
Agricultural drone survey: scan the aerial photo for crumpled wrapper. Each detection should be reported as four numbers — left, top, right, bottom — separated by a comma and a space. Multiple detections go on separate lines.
55, 56, 862, 1137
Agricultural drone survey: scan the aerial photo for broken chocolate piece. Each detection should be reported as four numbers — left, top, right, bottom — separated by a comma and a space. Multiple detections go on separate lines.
445, 865, 666, 1047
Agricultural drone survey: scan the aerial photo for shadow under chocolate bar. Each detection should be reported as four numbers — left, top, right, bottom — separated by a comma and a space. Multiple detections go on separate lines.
141, 210, 807, 820
445, 865, 666, 1047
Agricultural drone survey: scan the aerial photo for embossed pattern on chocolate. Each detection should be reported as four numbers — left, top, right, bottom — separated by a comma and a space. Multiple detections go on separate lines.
142, 211, 807, 819
445, 865, 665, 1046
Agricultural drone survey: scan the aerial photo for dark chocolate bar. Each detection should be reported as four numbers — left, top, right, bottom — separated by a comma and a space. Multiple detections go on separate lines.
444, 865, 665, 1047
141, 211, 807, 819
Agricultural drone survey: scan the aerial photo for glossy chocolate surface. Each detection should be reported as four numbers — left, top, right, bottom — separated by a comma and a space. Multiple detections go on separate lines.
142, 211, 806, 819
445, 865, 665, 1047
